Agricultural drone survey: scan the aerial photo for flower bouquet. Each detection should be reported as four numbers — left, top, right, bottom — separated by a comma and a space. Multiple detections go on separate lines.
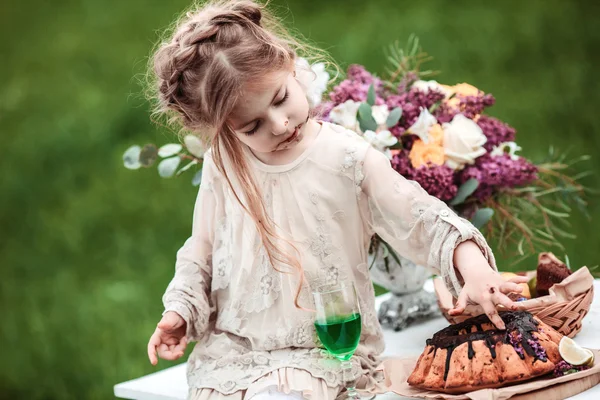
315, 36, 590, 264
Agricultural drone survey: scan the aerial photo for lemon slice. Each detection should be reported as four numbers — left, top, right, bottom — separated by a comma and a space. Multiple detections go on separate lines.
559, 336, 594, 366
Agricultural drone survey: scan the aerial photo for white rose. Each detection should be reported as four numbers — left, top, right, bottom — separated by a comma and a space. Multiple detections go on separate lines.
329, 100, 361, 130
408, 107, 437, 143
363, 129, 398, 159
371, 104, 390, 127
442, 114, 487, 170
295, 58, 330, 107
412, 80, 452, 97
491, 141, 522, 160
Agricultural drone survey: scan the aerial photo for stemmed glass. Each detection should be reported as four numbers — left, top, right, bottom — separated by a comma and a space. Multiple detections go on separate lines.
312, 282, 374, 399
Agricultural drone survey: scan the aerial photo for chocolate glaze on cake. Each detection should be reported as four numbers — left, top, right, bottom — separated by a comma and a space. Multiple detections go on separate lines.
425, 311, 546, 381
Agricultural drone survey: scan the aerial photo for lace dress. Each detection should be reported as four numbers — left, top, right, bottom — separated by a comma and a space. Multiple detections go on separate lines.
162, 122, 497, 399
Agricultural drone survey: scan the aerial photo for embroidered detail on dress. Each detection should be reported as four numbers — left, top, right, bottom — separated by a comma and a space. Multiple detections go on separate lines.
341, 146, 358, 173
332, 210, 346, 220
355, 160, 366, 195
242, 249, 281, 314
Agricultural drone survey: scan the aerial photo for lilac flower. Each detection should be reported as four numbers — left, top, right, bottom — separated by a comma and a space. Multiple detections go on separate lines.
553, 360, 591, 377
397, 72, 419, 93
477, 116, 517, 151
329, 65, 384, 105
329, 79, 372, 104
457, 94, 496, 119
312, 101, 334, 121
391, 150, 414, 178
433, 103, 459, 124
346, 64, 378, 84
508, 331, 525, 358
386, 89, 445, 129
410, 165, 458, 201
460, 154, 538, 197
527, 338, 548, 361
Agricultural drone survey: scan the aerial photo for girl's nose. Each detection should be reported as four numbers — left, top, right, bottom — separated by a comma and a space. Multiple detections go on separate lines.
272, 118, 289, 136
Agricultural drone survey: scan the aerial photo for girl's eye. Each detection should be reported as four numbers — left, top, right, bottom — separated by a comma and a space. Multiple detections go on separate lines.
275, 90, 289, 106
244, 122, 260, 136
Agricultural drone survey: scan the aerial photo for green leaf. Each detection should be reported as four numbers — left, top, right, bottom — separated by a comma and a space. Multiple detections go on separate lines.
517, 237, 525, 256
470, 207, 494, 229
428, 100, 442, 113
123, 145, 141, 170
381, 240, 402, 267
176, 160, 198, 176
357, 103, 377, 132
389, 141, 403, 150
552, 226, 577, 239
540, 206, 570, 218
192, 168, 203, 186
139, 144, 159, 167
367, 84, 376, 106
386, 107, 403, 128
158, 143, 182, 158
157, 156, 181, 178
184, 135, 206, 158
449, 179, 479, 206
373, 283, 389, 297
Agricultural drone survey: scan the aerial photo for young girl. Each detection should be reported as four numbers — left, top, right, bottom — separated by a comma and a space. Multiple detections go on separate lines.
146, 1, 529, 399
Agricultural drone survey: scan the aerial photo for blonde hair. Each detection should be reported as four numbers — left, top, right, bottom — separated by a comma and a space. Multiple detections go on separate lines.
148, 0, 334, 308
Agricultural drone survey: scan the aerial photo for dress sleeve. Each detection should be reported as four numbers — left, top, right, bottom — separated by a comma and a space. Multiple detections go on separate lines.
358, 147, 497, 298
162, 152, 220, 342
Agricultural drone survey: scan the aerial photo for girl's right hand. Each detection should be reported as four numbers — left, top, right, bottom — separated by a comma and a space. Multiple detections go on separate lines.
147, 311, 188, 365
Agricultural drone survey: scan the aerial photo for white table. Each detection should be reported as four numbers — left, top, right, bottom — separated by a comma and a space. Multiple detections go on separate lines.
115, 280, 600, 400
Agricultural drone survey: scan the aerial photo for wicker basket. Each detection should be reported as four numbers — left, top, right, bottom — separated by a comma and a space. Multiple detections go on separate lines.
434, 267, 595, 338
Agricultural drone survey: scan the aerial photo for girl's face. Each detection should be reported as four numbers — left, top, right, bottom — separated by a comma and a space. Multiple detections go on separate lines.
228, 67, 310, 155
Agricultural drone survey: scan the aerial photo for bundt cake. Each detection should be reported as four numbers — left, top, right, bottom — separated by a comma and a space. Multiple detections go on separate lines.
408, 311, 564, 393
537, 252, 572, 296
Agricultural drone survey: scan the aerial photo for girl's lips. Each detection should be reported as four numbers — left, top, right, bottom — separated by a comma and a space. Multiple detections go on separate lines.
281, 123, 302, 145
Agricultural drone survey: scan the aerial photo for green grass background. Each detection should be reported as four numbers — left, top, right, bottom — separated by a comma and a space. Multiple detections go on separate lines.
1, 0, 599, 398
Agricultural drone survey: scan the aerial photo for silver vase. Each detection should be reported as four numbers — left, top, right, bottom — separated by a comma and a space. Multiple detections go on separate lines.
369, 251, 440, 331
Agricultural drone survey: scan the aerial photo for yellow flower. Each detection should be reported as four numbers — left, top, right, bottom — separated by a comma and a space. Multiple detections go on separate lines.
409, 139, 445, 168
452, 83, 481, 97
428, 124, 444, 146
444, 83, 482, 109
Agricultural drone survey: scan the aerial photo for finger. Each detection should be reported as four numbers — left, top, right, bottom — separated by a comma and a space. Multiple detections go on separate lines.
506, 275, 530, 284
449, 289, 469, 316
157, 344, 184, 361
147, 334, 160, 365
481, 300, 505, 330
174, 336, 188, 354
499, 282, 523, 295
492, 291, 518, 311
157, 312, 184, 332
163, 336, 180, 346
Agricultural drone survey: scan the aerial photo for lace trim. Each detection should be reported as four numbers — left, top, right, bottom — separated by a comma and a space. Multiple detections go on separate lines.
187, 343, 383, 395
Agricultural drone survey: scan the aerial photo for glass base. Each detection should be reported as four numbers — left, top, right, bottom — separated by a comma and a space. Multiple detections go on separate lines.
335, 391, 375, 399
377, 288, 440, 331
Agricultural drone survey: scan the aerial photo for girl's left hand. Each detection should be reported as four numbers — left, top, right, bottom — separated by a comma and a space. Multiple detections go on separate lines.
448, 269, 529, 330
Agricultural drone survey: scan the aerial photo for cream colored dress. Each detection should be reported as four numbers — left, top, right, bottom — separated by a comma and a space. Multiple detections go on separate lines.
162, 121, 497, 399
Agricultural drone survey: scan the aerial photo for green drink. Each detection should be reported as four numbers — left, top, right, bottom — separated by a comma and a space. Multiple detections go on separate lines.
313, 283, 372, 399
314, 313, 362, 360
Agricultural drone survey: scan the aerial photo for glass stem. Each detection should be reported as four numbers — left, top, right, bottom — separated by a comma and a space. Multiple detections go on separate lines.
341, 360, 358, 399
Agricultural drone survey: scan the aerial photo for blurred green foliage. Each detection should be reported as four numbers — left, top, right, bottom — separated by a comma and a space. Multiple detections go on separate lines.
1, 0, 599, 399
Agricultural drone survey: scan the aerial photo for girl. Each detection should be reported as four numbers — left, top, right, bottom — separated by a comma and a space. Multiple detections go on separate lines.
146, 1, 529, 399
